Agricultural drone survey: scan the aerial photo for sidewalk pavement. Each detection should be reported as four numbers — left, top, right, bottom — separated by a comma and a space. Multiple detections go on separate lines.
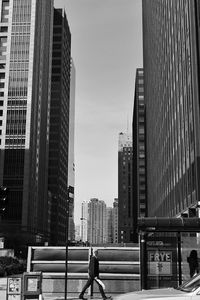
49, 295, 116, 300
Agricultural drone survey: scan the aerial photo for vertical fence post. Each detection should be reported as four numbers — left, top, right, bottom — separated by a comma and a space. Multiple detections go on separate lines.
177, 232, 182, 286
64, 187, 70, 300
88, 247, 94, 297
140, 231, 147, 290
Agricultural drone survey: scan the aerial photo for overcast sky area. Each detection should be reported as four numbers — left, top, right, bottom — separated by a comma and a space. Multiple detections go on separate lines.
54, 0, 143, 224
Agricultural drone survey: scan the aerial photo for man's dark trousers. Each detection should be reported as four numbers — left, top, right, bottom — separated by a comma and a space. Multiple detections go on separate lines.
80, 276, 106, 298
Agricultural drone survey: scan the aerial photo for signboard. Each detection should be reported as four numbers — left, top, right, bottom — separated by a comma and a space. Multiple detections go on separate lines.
27, 278, 38, 292
23, 272, 42, 298
146, 234, 177, 289
7, 277, 22, 300
8, 295, 21, 300
148, 250, 172, 275
7, 278, 21, 294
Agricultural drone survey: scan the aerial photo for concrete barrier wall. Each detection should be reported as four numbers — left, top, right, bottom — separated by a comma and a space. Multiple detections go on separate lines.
27, 246, 140, 298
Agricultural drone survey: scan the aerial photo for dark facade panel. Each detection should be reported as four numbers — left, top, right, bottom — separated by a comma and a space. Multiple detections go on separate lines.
132, 68, 146, 242
118, 133, 134, 243
143, 0, 200, 217
48, 8, 72, 245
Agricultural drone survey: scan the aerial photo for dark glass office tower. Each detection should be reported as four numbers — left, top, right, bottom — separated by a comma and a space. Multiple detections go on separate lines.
48, 9, 72, 245
132, 68, 146, 242
118, 132, 134, 243
68, 60, 75, 242
143, 0, 200, 217
0, 0, 54, 252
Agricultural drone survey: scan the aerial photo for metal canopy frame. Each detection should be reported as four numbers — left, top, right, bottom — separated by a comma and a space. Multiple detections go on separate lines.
138, 217, 200, 232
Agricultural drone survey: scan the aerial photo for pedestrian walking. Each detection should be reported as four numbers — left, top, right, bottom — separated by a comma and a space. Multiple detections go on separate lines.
187, 250, 199, 277
79, 248, 111, 300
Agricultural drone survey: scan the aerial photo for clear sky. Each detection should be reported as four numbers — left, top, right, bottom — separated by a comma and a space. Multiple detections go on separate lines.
54, 0, 143, 225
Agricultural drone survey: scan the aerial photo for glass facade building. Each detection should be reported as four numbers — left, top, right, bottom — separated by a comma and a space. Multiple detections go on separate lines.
0, 0, 54, 250
143, 0, 200, 217
48, 8, 72, 245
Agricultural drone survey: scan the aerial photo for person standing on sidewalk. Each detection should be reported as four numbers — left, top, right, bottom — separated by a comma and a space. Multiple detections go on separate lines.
187, 250, 199, 277
79, 248, 111, 300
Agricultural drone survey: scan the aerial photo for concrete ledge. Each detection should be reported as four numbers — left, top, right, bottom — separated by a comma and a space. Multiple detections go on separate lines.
42, 274, 140, 297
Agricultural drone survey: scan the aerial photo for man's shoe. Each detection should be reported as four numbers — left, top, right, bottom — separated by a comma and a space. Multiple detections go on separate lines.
79, 295, 87, 300
103, 297, 112, 300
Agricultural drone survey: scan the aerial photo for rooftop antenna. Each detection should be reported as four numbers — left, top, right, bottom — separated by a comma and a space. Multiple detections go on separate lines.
127, 114, 129, 135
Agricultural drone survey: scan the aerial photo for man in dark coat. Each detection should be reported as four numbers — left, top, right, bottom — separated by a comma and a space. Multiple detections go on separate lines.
79, 248, 110, 300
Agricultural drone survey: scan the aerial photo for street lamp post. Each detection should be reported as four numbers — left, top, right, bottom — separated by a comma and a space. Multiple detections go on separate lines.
80, 217, 88, 245
140, 231, 147, 290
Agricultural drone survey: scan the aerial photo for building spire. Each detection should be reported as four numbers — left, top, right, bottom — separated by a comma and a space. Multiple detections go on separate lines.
127, 114, 129, 135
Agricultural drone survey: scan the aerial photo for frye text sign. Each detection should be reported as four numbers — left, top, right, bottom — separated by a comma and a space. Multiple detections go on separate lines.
148, 251, 172, 275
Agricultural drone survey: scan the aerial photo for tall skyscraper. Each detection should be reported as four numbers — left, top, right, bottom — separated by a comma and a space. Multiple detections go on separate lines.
48, 8, 72, 245
143, 0, 200, 217
0, 0, 54, 250
87, 198, 107, 245
118, 132, 133, 243
132, 68, 146, 242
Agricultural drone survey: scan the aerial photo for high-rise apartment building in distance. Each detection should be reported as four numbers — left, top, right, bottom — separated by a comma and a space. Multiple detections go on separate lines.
48, 8, 72, 245
87, 198, 107, 245
143, 1, 200, 217
112, 198, 118, 244
132, 68, 146, 242
75, 224, 81, 241
118, 133, 133, 243
82, 199, 118, 245
0, 0, 54, 251
106, 207, 113, 244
